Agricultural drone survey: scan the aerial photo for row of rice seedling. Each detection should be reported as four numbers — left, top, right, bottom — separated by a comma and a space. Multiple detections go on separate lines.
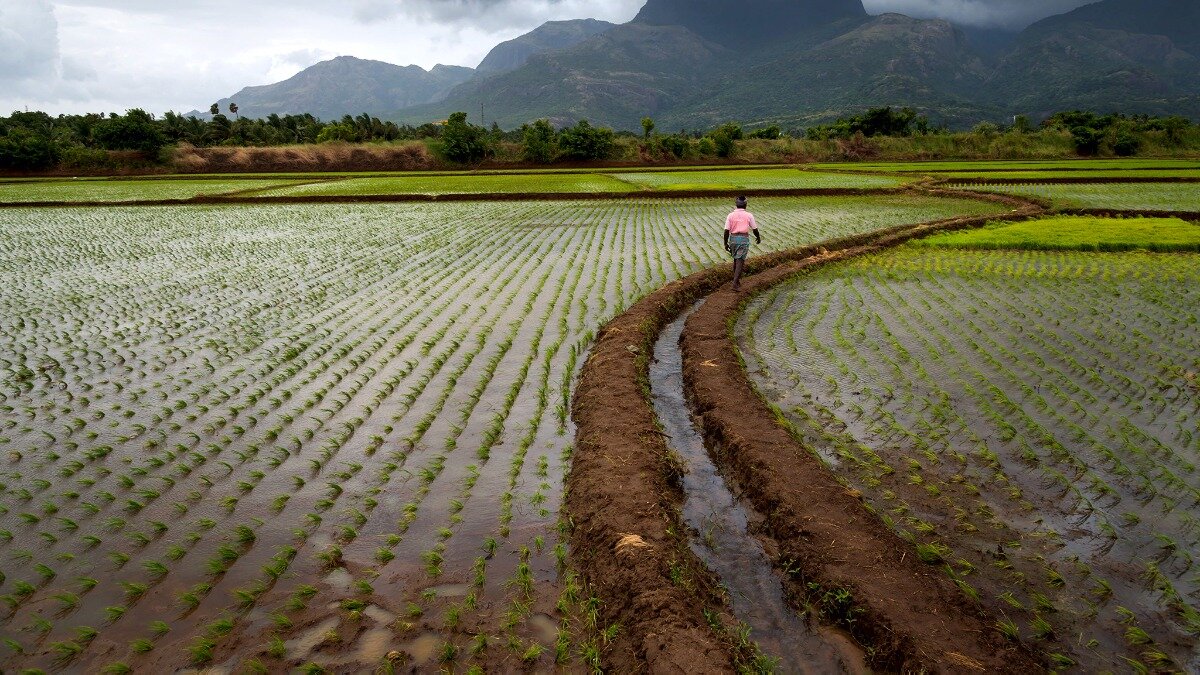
815, 159, 1200, 173
0, 168, 913, 204
737, 246, 1200, 670
956, 183, 1200, 211
0, 179, 308, 203
608, 169, 908, 191
0, 194, 1006, 671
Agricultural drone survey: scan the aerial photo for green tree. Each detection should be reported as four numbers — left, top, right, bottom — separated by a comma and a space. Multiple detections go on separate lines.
0, 127, 60, 170
1112, 130, 1140, 156
708, 122, 742, 158
93, 109, 166, 154
1154, 116, 1191, 145
521, 119, 558, 164
440, 112, 488, 163
641, 117, 655, 140
1069, 126, 1102, 156
558, 120, 615, 161
657, 134, 688, 159
747, 125, 781, 140
972, 121, 1000, 137
316, 123, 356, 143
209, 103, 220, 116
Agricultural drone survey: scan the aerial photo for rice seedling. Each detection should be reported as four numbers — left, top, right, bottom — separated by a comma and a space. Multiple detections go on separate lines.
0, 193, 1021, 670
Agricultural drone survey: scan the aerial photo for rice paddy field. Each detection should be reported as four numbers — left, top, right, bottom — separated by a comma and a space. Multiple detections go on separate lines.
956, 183, 1200, 211
2, 159, 1198, 672
816, 159, 1200, 173
606, 169, 907, 190
250, 173, 638, 197
0, 168, 913, 204
735, 222, 1200, 670
0, 193, 1008, 672
0, 180, 307, 204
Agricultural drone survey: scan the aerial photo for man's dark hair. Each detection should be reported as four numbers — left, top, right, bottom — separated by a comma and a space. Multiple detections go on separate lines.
735, 196, 748, 209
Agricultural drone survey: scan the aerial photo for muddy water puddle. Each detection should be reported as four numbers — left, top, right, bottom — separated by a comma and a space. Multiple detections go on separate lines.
651, 304, 865, 673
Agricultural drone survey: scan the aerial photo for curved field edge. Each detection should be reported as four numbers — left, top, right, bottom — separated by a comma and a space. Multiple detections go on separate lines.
566, 190, 1044, 672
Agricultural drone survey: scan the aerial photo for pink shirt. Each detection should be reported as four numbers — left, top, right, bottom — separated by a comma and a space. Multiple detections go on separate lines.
725, 209, 758, 235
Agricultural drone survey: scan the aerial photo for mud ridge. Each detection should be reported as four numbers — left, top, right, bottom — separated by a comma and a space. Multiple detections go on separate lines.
567, 189, 1044, 672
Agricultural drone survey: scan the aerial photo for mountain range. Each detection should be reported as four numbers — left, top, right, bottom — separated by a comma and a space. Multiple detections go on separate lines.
199, 0, 1200, 130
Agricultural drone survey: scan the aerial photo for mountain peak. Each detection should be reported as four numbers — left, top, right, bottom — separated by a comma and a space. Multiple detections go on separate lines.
476, 18, 615, 74
632, 0, 866, 45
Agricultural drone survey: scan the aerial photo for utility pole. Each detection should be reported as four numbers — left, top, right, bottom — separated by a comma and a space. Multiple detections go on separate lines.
480, 101, 485, 128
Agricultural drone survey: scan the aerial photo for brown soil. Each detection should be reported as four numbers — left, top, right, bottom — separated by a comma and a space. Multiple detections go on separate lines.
567, 189, 1046, 673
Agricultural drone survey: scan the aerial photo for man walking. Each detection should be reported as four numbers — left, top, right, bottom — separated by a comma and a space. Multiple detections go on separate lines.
723, 195, 761, 291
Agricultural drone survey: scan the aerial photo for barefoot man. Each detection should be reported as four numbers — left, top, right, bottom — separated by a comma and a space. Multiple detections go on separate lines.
723, 195, 761, 291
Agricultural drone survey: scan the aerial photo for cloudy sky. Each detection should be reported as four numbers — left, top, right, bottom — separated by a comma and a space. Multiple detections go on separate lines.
1, 0, 1097, 116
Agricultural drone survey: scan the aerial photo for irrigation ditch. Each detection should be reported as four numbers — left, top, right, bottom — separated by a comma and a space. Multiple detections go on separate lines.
566, 189, 1053, 672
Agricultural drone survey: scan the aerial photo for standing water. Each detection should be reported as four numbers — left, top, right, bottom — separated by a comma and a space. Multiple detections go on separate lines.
651, 303, 865, 673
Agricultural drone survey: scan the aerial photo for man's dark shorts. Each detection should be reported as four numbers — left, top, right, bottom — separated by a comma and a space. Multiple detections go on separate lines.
729, 234, 750, 260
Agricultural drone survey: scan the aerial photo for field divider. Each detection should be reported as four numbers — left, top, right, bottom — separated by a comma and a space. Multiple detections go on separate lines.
567, 189, 1046, 672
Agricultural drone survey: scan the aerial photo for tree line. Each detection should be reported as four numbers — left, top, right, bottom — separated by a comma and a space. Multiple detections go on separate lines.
1, 106, 1195, 171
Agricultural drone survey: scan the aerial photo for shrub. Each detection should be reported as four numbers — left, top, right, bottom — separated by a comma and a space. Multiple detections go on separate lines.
521, 119, 558, 163
93, 109, 166, 155
558, 120, 615, 161
440, 112, 488, 164
0, 128, 59, 170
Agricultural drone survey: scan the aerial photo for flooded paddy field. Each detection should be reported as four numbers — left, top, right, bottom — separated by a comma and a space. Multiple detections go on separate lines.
737, 244, 1200, 670
0, 194, 1003, 672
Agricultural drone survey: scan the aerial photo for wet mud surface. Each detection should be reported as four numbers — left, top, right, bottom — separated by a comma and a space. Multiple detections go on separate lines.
651, 304, 866, 674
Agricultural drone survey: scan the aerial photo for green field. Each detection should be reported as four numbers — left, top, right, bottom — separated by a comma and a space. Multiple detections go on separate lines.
957, 183, 1200, 211
915, 216, 1200, 252
940, 170, 1200, 179
609, 169, 908, 190
253, 173, 638, 196
738, 245, 1200, 670
814, 159, 1200, 173
0, 179, 305, 203
0, 193, 1005, 672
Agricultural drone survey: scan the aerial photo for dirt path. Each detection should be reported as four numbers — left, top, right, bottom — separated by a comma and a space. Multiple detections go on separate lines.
567, 191, 1046, 672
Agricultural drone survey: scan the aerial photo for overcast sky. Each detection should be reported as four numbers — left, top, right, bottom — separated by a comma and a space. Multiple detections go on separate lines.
1, 0, 1098, 116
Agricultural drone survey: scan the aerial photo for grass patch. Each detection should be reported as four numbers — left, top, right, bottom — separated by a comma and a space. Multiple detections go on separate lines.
914, 216, 1200, 253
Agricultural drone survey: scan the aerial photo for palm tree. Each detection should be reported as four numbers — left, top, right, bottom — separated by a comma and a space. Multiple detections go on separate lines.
229, 103, 239, 120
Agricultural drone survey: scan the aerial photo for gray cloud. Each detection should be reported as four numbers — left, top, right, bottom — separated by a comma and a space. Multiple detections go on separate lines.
352, 0, 643, 30
861, 0, 1097, 30
0, 0, 60, 81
